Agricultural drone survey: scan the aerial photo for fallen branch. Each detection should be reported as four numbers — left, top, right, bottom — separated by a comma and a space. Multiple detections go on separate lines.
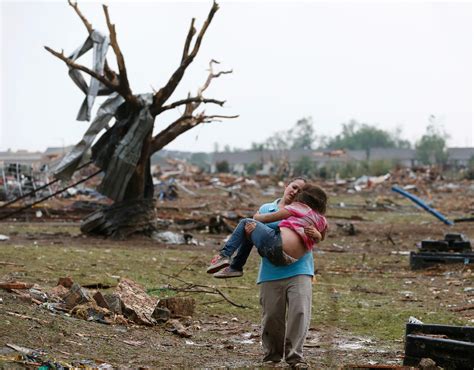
157, 271, 248, 308
6, 311, 48, 324
449, 304, 474, 312
0, 282, 33, 290
0, 261, 25, 267
173, 256, 199, 278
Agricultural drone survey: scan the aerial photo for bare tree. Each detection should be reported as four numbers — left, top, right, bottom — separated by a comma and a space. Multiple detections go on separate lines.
45, 1, 237, 237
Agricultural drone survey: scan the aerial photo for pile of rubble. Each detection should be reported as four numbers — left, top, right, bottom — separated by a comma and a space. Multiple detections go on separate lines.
1, 277, 196, 338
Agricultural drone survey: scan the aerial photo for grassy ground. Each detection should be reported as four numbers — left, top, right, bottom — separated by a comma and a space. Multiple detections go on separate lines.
1, 187, 473, 368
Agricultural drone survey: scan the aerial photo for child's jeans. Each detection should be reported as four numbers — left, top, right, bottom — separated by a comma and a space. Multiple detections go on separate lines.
220, 218, 296, 269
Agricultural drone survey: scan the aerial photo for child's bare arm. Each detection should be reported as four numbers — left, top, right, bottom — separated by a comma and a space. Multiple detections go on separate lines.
303, 226, 322, 242
253, 209, 291, 223
321, 227, 327, 241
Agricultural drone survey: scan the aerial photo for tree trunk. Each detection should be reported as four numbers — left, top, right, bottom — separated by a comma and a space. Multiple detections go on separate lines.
83, 131, 156, 238
123, 133, 154, 201
80, 198, 157, 239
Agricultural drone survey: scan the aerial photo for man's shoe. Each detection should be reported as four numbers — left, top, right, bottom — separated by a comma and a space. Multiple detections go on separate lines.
206, 255, 230, 274
213, 266, 243, 278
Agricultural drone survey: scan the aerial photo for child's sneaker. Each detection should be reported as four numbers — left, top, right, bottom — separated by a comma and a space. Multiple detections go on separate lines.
206, 255, 230, 274
213, 266, 243, 278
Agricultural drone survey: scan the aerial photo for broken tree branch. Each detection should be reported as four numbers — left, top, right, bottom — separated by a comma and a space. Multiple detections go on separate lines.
44, 46, 118, 92
159, 97, 226, 113
181, 19, 196, 62
67, 0, 117, 82
68, 0, 93, 34
198, 60, 232, 97
102, 4, 135, 103
188, 1, 219, 60
157, 271, 248, 308
150, 112, 238, 153
151, 1, 220, 114
150, 58, 236, 153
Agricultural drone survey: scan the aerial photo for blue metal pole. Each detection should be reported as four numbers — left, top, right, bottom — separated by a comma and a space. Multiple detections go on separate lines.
392, 185, 454, 226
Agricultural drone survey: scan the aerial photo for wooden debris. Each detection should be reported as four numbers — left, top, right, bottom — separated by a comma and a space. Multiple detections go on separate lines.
63, 282, 92, 309
165, 319, 192, 338
93, 291, 110, 309
46, 284, 70, 301
6, 311, 48, 324
57, 276, 74, 288
336, 222, 357, 236
6, 343, 35, 355
122, 340, 145, 347
209, 215, 234, 234
0, 281, 33, 290
158, 271, 248, 308
152, 306, 171, 322
449, 304, 474, 312
114, 278, 157, 325
103, 294, 123, 315
71, 301, 111, 323
157, 297, 195, 318
0, 261, 24, 267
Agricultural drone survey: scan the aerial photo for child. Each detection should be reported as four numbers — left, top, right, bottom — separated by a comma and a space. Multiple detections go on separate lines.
206, 184, 328, 277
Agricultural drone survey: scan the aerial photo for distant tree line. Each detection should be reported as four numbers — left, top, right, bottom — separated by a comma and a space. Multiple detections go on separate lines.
190, 116, 461, 178
248, 116, 450, 166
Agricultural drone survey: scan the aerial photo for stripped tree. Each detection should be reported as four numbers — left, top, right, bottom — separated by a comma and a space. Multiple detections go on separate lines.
46, 1, 236, 238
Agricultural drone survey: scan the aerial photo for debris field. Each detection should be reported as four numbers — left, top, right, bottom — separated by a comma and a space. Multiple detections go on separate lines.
1, 170, 474, 368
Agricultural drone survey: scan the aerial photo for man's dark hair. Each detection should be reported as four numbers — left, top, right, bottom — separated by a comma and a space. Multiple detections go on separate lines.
295, 184, 328, 214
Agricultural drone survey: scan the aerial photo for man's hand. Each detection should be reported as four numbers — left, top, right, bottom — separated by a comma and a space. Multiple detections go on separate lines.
304, 226, 322, 242
245, 222, 256, 237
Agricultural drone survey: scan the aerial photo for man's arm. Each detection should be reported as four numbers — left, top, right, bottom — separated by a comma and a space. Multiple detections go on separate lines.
253, 208, 291, 223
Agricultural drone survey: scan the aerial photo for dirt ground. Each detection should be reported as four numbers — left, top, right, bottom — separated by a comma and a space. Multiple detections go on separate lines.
1, 179, 473, 368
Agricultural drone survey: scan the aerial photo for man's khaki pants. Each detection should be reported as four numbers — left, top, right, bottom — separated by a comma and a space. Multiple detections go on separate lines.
260, 275, 312, 365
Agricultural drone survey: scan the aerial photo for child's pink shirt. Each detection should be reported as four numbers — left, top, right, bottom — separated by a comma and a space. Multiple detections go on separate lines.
279, 201, 328, 251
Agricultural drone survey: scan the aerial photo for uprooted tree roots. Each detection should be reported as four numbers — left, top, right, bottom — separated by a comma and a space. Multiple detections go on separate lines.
80, 199, 157, 238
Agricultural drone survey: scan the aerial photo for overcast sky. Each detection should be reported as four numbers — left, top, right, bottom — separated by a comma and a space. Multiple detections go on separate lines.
1, 0, 472, 153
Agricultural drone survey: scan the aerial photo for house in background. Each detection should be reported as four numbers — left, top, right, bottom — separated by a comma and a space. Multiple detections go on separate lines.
1, 146, 473, 177
0, 149, 43, 168
447, 147, 474, 168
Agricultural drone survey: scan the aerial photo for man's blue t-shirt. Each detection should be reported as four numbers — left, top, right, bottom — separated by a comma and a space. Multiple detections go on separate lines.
257, 199, 314, 284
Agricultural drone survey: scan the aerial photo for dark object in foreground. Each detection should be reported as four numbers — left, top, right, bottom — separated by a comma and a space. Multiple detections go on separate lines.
420, 233, 472, 253
453, 216, 474, 224
403, 323, 474, 369
411, 233, 473, 270
410, 251, 474, 270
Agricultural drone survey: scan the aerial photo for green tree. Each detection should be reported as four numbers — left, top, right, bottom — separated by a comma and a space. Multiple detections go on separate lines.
189, 152, 210, 170
290, 117, 316, 150
265, 130, 292, 151
415, 124, 448, 165
258, 116, 319, 151
250, 142, 265, 151
465, 155, 474, 180
369, 160, 393, 176
327, 120, 397, 159
392, 126, 412, 149
215, 160, 230, 173
245, 162, 262, 175
293, 156, 314, 176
